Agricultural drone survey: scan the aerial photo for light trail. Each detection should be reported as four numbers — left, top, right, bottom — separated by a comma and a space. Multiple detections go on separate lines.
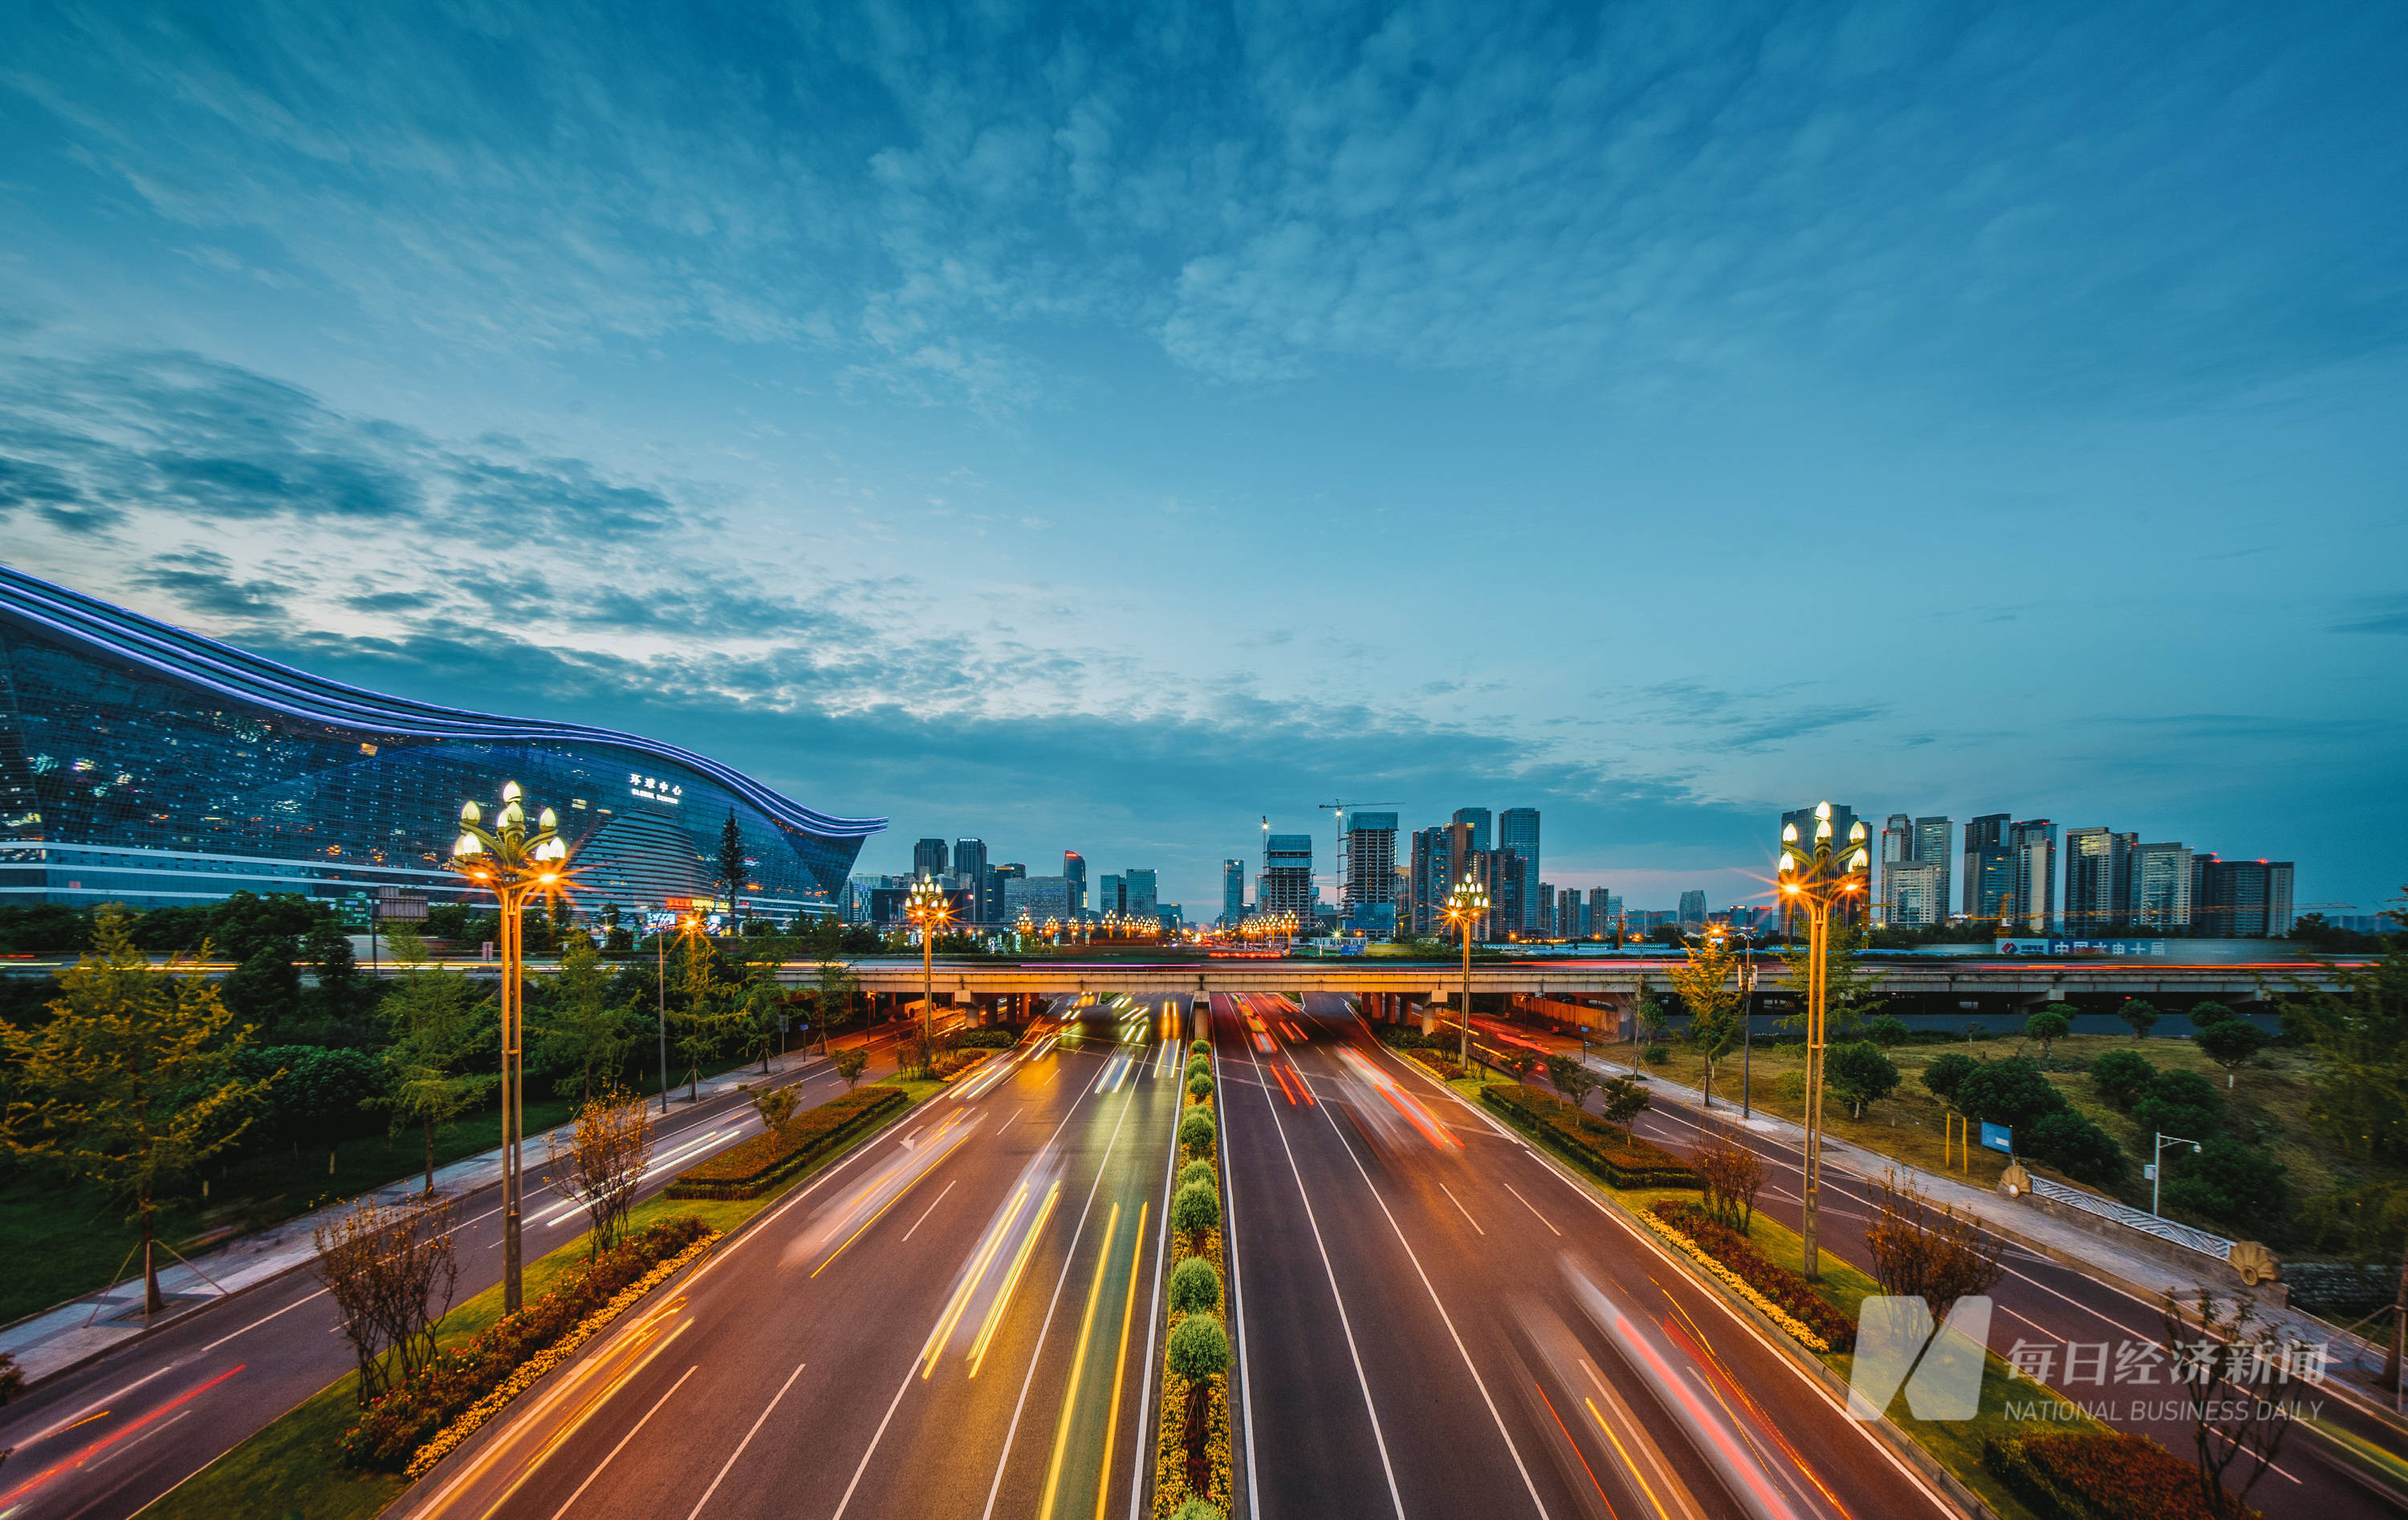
0, 1364, 245, 1510
1037, 1203, 1120, 1520
970, 1181, 1064, 1376
922, 1185, 1030, 1379
1095, 1201, 1148, 1520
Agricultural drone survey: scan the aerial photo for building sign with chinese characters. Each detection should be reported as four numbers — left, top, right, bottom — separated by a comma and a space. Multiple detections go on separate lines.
1995, 937, 2170, 957
628, 773, 683, 806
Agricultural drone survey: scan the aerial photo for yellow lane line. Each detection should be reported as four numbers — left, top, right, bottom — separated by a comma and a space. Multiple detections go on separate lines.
969, 1181, 1062, 1377
923, 1185, 1029, 1379
1588, 1395, 1674, 1520
1093, 1201, 1148, 1520
1038, 1203, 1120, 1520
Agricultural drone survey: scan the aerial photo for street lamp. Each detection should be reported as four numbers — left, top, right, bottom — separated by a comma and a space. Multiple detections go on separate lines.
904, 876, 954, 1068
1775, 800, 1868, 1282
1441, 876, 1489, 1070
448, 782, 572, 1315
2150, 1131, 2202, 1217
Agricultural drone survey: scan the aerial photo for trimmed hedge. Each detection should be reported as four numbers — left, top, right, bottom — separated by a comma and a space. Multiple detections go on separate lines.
339, 1215, 713, 1470
1983, 1432, 2230, 1520
665, 1084, 908, 1200
954, 1026, 1025, 1050
1481, 1083, 1699, 1189
1650, 1201, 1855, 1353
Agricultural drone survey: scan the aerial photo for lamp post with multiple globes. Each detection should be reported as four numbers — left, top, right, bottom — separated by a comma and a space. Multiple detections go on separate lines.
1440, 876, 1490, 1070
903, 876, 954, 1069
1775, 799, 1869, 1282
448, 782, 571, 1315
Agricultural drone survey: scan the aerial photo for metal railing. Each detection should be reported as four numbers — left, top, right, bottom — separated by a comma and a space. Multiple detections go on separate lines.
2027, 1174, 2233, 1259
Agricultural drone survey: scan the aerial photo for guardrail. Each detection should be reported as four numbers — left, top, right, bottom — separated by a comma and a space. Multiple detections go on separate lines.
2026, 1175, 2232, 1259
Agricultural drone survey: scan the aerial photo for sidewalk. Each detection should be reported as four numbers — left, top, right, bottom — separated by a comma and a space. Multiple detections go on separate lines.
0, 1047, 823, 1387
1577, 1051, 2406, 1419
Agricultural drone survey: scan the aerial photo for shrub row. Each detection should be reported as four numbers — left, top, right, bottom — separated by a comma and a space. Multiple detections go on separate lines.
954, 1026, 1025, 1050
1481, 1083, 1699, 1189
1153, 1051, 1233, 1520
340, 1214, 714, 1470
1406, 1050, 1466, 1080
665, 1085, 908, 1200
1649, 1201, 1857, 1354
1983, 1432, 2229, 1520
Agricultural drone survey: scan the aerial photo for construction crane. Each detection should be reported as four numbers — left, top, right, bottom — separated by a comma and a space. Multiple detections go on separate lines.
1317, 799, 1393, 916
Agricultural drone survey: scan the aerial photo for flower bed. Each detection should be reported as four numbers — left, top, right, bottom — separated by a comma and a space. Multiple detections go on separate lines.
1643, 1202, 1857, 1354
340, 1215, 716, 1471
1482, 1083, 1698, 1189
665, 1084, 907, 1200
1983, 1431, 2234, 1520
933, 1049, 992, 1079
1152, 1059, 1233, 1519
1406, 1049, 1466, 1080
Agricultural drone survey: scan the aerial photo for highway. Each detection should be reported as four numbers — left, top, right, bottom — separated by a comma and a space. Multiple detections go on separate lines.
0, 1026, 919, 1520
394, 993, 1186, 1520
1215, 993, 1954, 1520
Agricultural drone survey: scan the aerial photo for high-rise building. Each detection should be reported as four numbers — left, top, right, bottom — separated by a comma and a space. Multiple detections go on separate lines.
1587, 887, 1615, 939
1885, 861, 1946, 927
1878, 814, 1912, 926
1123, 868, 1157, 917
1453, 807, 1492, 853
1914, 817, 1953, 916
2192, 856, 2296, 937
1063, 851, 1087, 915
1678, 889, 1707, 928
1221, 859, 1247, 925
1499, 807, 1540, 929
1963, 814, 2013, 921
2128, 843, 2194, 929
1409, 821, 1475, 937
1534, 883, 1556, 937
913, 837, 950, 880
1097, 874, 1125, 913
952, 838, 990, 921
2007, 819, 2057, 933
1487, 849, 1526, 939
1558, 892, 1584, 939
1003, 875, 1073, 922
1263, 833, 1316, 921
2063, 827, 2132, 932
1342, 812, 1399, 934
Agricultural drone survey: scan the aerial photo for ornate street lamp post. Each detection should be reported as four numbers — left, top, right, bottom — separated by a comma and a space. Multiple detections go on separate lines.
449, 782, 571, 1315
1775, 800, 1868, 1282
904, 876, 954, 1069
1441, 876, 1489, 1070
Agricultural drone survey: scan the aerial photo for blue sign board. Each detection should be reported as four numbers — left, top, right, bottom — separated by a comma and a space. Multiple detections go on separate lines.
1980, 1122, 2014, 1155
1995, 938, 2168, 957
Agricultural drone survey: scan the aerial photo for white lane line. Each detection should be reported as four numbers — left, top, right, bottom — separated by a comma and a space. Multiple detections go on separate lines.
547, 1364, 698, 1520
1438, 1182, 1486, 1236
1238, 1030, 1407, 1520
1499, 1182, 1563, 1238
23, 1364, 182, 1445
901, 1180, 958, 1242
81, 1406, 189, 1473
685, 1357, 807, 1519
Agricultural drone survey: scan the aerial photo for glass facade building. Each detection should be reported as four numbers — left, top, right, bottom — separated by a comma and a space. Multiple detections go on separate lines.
0, 565, 883, 918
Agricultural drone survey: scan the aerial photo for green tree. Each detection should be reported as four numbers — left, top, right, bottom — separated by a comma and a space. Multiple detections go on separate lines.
303, 921, 368, 1028
2162, 1136, 2289, 1232
1776, 920, 1886, 1040
716, 810, 747, 909
2133, 1069, 2224, 1142
377, 926, 497, 1193
1172, 1181, 1221, 1249
2194, 1019, 2268, 1084
1667, 936, 1744, 1109
218, 941, 302, 1036
2024, 1009, 2071, 1062
2288, 902, 2408, 1165
1597, 1075, 1650, 1132
1828, 1041, 1901, 1118
0, 905, 277, 1314
2089, 1049, 2157, 1108
2189, 1000, 2239, 1030
1950, 1056, 2065, 1132
2117, 998, 2162, 1040
833, 1047, 868, 1091
535, 933, 637, 1100
1544, 1052, 1597, 1113
1169, 1257, 1221, 1315
739, 958, 786, 1075
1922, 1051, 1979, 1107
672, 934, 741, 1101
811, 955, 859, 1055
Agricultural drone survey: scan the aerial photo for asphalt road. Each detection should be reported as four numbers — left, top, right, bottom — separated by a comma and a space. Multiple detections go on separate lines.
1217, 993, 1954, 1520
0, 1025, 918, 1520
393, 991, 1187, 1520
1470, 1014, 2408, 1518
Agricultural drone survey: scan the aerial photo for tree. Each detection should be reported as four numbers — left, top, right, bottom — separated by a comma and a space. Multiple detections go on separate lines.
1173, 1181, 1221, 1250
1667, 936, 1744, 1109
2158, 1290, 2299, 1518
2162, 1135, 2288, 1230
1166, 1313, 1231, 1494
1695, 1135, 1765, 1230
673, 934, 740, 1101
2023, 1111, 2125, 1186
1777, 919, 1887, 1040
1544, 1052, 1596, 1113
537, 933, 638, 1101
2188, 1001, 2239, 1030
2089, 1049, 2156, 1107
739, 960, 786, 1075
0, 906, 278, 1315
1921, 1051, 1979, 1107
1950, 1056, 2064, 1132
2288, 905, 2408, 1166
2194, 1019, 2268, 1085
1868, 1014, 1912, 1047
1597, 1075, 1650, 1132
376, 926, 497, 1193
1828, 1041, 1901, 1118
303, 921, 369, 1028
2024, 1010, 2071, 1062
1633, 989, 1667, 1065
313, 1195, 458, 1404
1169, 1257, 1221, 1315
218, 941, 302, 1037
543, 1091, 653, 1258
1865, 1172, 2003, 1326
2133, 1069, 2224, 1143
2118, 998, 2162, 1040
752, 1085, 799, 1135
811, 955, 859, 1055
1499, 1048, 1540, 1086
833, 1047, 868, 1091
716, 810, 747, 909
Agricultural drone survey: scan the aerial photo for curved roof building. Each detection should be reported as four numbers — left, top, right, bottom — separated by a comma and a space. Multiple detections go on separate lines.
0, 563, 884, 916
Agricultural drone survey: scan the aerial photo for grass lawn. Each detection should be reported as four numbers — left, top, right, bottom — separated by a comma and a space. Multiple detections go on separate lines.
140, 1079, 940, 1520
1457, 1074, 2098, 1520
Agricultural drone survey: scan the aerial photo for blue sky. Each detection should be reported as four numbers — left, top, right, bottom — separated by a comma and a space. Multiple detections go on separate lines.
2, 1, 2403, 915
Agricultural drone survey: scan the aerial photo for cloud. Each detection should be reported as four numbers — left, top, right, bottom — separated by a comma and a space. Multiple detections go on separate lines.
130, 548, 290, 620
2329, 595, 2408, 636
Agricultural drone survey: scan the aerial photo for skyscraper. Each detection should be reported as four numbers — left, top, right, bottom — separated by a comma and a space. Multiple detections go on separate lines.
1914, 817, 1954, 915
1885, 862, 1946, 926
1534, 883, 1556, 938
1587, 887, 1614, 938
2128, 843, 2193, 928
1499, 807, 1540, 929
2192, 856, 2296, 937
1263, 833, 1316, 921
1097, 874, 1125, 913
2008, 819, 2057, 933
1409, 821, 1474, 937
2062, 827, 2133, 932
1963, 814, 2012, 921
953, 838, 989, 921
913, 837, 950, 880
1063, 851, 1087, 915
1879, 814, 1914, 928
1341, 812, 1399, 935
1221, 859, 1246, 925
1678, 889, 1707, 928
1123, 868, 1158, 917
1453, 807, 1492, 853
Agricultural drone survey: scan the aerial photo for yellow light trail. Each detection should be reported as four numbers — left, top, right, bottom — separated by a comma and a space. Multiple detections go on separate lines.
1092, 1201, 1148, 1520
968, 1181, 1061, 1377
1588, 1396, 1674, 1520
922, 1185, 1028, 1379
809, 1117, 973, 1279
1039, 1203, 1119, 1520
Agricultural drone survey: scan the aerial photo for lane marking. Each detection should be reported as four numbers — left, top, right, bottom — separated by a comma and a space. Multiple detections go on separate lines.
1096, 1202, 1148, 1520
1500, 1181, 1563, 1238
901, 1179, 959, 1242
1438, 1182, 1486, 1236
923, 1187, 1030, 1379
970, 1185, 1064, 1376
1038, 1204, 1120, 1519
545, 1364, 698, 1520
684, 1356, 807, 1519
